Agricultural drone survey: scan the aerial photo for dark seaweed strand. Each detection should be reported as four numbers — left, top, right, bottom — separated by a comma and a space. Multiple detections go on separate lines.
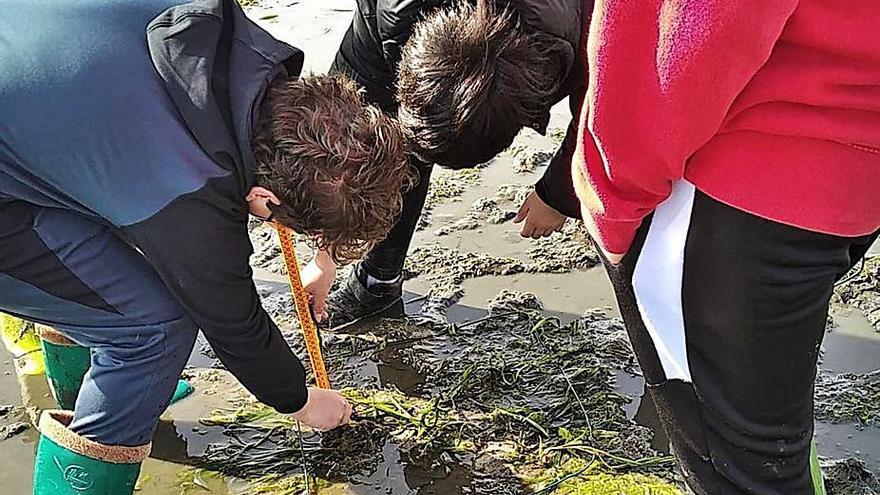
836, 256, 865, 288
296, 420, 312, 494
528, 316, 597, 494
529, 317, 594, 438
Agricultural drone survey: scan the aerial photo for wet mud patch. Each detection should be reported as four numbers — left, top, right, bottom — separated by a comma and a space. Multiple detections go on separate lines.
405, 223, 600, 319
434, 197, 517, 237
815, 370, 880, 427
433, 182, 537, 237
424, 169, 483, 209
505, 144, 555, 175
188, 290, 678, 494
248, 220, 322, 278
404, 246, 528, 318
834, 256, 880, 331
249, 221, 287, 275
822, 458, 880, 495
496, 183, 533, 205
0, 404, 29, 440
419, 168, 484, 231
526, 222, 600, 273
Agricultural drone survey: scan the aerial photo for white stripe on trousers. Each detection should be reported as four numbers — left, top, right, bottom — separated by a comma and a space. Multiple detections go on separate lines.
632, 180, 696, 383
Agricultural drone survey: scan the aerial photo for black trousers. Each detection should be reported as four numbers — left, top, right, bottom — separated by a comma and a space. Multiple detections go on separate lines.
361, 159, 432, 280
606, 181, 877, 494
329, 57, 434, 281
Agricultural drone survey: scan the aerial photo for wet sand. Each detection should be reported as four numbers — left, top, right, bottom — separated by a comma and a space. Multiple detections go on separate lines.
0, 1, 878, 494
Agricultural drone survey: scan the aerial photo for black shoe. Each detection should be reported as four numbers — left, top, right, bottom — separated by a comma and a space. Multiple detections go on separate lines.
322, 264, 403, 330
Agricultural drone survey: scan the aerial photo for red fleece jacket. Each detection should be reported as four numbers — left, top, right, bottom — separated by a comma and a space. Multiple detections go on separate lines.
574, 0, 880, 255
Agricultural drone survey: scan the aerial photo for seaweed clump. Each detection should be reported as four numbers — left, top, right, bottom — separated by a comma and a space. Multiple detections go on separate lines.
406, 294, 640, 420
197, 398, 387, 482
834, 256, 880, 331
822, 458, 880, 495
191, 290, 675, 493
814, 370, 880, 427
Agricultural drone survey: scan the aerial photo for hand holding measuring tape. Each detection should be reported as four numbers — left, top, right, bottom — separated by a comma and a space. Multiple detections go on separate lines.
273, 224, 351, 430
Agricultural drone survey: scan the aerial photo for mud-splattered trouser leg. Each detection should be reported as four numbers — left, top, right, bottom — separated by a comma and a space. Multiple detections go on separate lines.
0, 201, 198, 446
603, 181, 878, 494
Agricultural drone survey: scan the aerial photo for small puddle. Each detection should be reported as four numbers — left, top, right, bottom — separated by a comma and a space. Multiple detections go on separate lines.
376, 345, 426, 397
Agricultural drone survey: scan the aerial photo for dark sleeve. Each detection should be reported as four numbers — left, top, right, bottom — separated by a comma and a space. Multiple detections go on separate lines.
376, 0, 442, 73
331, 0, 444, 115
331, 5, 398, 113
123, 177, 308, 413
534, 91, 586, 219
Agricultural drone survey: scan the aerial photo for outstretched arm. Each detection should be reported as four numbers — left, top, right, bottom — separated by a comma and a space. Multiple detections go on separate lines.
123, 180, 308, 413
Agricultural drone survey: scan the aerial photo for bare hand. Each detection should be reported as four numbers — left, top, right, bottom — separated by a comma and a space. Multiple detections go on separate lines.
514, 190, 566, 239
291, 387, 352, 431
301, 250, 336, 322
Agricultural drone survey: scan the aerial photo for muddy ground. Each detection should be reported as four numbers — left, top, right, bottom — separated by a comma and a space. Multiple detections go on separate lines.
1, 1, 879, 494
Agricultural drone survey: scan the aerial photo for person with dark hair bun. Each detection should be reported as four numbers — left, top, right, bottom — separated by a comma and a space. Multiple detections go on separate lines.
313, 0, 592, 329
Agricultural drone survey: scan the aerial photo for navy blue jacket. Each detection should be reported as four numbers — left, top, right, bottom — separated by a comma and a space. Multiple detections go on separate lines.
0, 0, 309, 412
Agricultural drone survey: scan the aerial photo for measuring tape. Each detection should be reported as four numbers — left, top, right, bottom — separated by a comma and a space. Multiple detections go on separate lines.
273, 223, 331, 389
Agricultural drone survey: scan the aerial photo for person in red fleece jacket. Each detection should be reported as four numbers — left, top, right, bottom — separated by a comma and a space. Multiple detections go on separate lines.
573, 1, 880, 493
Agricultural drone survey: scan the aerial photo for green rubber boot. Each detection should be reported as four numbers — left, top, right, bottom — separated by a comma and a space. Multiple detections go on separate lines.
37, 325, 194, 409
810, 438, 827, 495
33, 410, 149, 495
37, 326, 91, 410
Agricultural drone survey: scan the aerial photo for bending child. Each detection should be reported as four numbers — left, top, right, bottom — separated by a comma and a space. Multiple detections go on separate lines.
0, 1, 410, 493
307, 0, 592, 328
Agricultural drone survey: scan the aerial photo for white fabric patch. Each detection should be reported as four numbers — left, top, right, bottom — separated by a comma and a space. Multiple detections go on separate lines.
632, 180, 696, 383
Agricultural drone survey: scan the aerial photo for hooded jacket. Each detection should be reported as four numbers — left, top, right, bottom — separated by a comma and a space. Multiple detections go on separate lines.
0, 0, 309, 412
575, 0, 880, 255
332, 0, 592, 218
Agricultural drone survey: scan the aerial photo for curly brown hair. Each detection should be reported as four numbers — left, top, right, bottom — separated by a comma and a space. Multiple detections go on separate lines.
397, 0, 572, 168
253, 74, 412, 263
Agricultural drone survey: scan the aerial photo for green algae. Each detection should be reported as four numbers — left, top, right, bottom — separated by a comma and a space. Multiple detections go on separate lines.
171, 467, 227, 494
526, 458, 681, 495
